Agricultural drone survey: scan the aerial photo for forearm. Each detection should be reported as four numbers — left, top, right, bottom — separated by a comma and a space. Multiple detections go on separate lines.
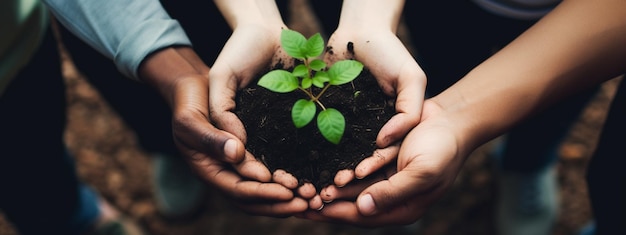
338, 0, 404, 33
213, 0, 286, 29
43, 0, 191, 80
433, 0, 626, 150
138, 47, 206, 107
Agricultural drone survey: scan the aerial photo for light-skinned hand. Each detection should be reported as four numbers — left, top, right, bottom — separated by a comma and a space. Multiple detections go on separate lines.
301, 100, 469, 226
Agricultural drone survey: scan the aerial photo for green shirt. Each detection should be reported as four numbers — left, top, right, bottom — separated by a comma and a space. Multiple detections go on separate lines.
0, 0, 48, 96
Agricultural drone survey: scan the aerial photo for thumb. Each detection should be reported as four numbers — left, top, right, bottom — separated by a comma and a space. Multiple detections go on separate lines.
173, 111, 246, 164
199, 129, 246, 164
208, 69, 248, 143
356, 168, 438, 216
375, 60, 426, 148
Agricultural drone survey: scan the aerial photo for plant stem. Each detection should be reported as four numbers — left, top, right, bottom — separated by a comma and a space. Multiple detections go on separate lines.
315, 84, 331, 101
298, 58, 327, 110
298, 87, 326, 110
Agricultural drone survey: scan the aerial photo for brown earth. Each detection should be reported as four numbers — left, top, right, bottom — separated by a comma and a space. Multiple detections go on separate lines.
0, 0, 615, 234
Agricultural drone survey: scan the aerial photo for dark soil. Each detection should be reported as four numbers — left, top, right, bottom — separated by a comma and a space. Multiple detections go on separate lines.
236, 66, 394, 190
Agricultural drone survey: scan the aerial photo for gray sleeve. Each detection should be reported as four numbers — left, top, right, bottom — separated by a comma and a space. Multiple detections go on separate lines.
43, 0, 192, 80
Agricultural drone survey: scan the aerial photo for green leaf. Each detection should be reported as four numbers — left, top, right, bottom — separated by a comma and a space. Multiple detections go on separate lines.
309, 59, 327, 71
301, 77, 312, 89
292, 99, 316, 128
292, 64, 308, 77
312, 71, 329, 88
317, 108, 345, 144
328, 60, 364, 85
258, 70, 299, 93
281, 29, 307, 59
304, 33, 325, 58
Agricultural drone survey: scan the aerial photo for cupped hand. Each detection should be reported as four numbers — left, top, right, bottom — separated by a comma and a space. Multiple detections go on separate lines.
140, 47, 307, 217
301, 100, 469, 226
207, 25, 318, 210
323, 28, 426, 187
208, 24, 295, 142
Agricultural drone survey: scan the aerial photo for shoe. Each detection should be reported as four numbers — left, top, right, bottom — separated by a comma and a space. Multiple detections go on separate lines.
152, 153, 207, 220
495, 167, 558, 235
85, 198, 146, 235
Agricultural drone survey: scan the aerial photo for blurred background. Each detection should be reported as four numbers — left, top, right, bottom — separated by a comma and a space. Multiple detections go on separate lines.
0, 0, 617, 234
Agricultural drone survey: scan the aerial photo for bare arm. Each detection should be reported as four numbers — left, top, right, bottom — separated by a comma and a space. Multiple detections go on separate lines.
213, 0, 286, 30
436, 0, 626, 152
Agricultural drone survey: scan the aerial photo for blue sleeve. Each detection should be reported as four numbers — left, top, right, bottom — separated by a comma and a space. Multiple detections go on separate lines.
42, 0, 192, 80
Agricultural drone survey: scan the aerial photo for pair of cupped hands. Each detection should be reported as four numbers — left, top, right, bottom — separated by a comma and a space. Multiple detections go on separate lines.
139, 24, 469, 227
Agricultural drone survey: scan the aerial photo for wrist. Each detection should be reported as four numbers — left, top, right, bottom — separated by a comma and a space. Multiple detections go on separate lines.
138, 47, 200, 106
429, 88, 503, 155
338, 0, 404, 33
215, 0, 286, 30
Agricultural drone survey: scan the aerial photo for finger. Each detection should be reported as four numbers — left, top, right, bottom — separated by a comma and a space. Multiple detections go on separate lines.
233, 151, 273, 182
171, 78, 246, 164
303, 200, 422, 227
302, 201, 356, 223
273, 169, 299, 189
334, 144, 399, 187
376, 60, 426, 147
321, 171, 387, 203
296, 182, 317, 199
188, 152, 290, 201
308, 195, 324, 211
354, 144, 399, 179
333, 169, 355, 187
356, 168, 442, 217
320, 184, 359, 203
236, 197, 309, 217
208, 69, 248, 143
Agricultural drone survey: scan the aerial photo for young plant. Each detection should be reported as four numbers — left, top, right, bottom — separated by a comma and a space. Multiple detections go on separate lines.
258, 29, 363, 144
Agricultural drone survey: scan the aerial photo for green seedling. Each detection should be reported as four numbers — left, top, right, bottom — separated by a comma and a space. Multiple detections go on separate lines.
258, 29, 363, 144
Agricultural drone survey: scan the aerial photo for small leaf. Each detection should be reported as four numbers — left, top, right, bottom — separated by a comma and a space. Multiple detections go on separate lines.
292, 99, 316, 128
258, 70, 299, 93
304, 33, 325, 58
328, 60, 364, 85
312, 71, 329, 88
309, 59, 327, 71
292, 64, 308, 77
301, 77, 312, 89
317, 108, 345, 144
281, 29, 307, 59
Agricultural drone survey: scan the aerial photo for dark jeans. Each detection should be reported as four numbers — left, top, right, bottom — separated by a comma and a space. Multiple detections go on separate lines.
587, 78, 626, 235
0, 26, 99, 235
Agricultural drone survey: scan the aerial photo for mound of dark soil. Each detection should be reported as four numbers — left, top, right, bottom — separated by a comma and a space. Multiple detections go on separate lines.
236, 68, 395, 190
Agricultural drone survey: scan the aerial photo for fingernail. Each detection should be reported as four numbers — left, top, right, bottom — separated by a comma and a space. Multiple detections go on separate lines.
316, 203, 324, 211
357, 194, 377, 215
224, 139, 238, 162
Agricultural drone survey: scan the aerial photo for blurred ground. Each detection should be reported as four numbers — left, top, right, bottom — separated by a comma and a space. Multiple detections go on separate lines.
0, 0, 618, 234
